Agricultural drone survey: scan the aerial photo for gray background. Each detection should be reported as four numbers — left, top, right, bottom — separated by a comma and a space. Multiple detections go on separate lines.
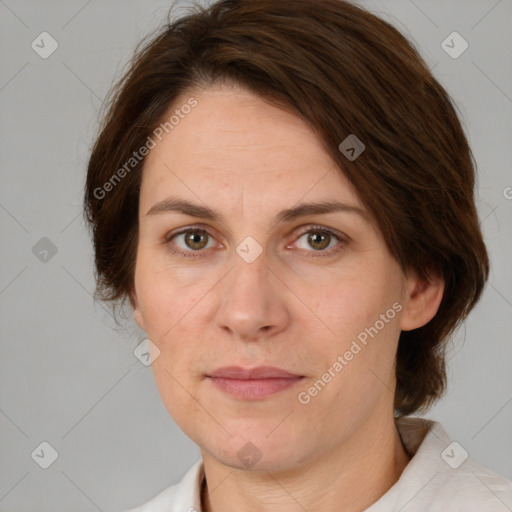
0, 0, 511, 510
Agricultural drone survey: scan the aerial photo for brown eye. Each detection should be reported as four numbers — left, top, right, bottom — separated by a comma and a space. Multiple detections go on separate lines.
165, 228, 216, 257
184, 231, 209, 250
307, 231, 331, 251
293, 227, 346, 256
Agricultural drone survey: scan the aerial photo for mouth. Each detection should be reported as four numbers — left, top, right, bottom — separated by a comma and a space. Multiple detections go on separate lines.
206, 366, 305, 400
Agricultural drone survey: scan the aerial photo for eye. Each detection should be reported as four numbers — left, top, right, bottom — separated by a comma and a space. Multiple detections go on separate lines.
164, 225, 346, 259
292, 227, 345, 255
164, 227, 218, 257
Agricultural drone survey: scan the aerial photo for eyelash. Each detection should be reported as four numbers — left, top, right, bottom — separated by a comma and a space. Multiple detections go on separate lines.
163, 224, 347, 259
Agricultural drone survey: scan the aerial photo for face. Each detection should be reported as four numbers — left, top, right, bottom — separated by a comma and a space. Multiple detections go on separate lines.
131, 83, 442, 472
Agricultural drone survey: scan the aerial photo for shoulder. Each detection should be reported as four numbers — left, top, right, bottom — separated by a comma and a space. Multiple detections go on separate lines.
367, 417, 512, 511
426, 456, 512, 511
123, 459, 204, 512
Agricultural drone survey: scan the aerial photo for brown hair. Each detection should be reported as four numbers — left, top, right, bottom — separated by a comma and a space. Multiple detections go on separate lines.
84, 0, 489, 416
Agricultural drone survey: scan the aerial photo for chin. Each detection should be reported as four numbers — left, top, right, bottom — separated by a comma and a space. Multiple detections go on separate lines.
207, 446, 306, 473
199, 426, 311, 472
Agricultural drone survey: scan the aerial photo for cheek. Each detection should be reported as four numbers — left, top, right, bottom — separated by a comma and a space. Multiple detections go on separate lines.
134, 250, 208, 339
135, 260, 209, 422
295, 262, 403, 386
297, 266, 396, 343
134, 259, 217, 396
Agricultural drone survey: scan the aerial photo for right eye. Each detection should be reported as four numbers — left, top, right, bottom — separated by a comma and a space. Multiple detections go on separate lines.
164, 227, 219, 258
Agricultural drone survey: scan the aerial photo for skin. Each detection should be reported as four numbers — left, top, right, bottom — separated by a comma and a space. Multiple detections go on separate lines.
130, 83, 445, 512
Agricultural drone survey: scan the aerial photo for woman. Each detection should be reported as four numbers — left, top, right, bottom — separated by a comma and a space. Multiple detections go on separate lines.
84, 0, 512, 510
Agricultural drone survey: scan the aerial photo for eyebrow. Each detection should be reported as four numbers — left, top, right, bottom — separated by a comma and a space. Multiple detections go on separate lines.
145, 196, 369, 224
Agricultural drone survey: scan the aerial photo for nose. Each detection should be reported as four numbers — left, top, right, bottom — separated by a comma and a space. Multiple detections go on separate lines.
214, 249, 290, 342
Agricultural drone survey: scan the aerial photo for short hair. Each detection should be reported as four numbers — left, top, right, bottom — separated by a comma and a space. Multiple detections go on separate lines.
84, 0, 489, 416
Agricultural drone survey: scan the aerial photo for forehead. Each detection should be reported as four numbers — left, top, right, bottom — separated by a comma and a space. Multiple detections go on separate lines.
140, 84, 364, 213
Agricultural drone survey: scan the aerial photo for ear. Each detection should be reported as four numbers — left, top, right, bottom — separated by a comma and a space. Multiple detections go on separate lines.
129, 287, 146, 331
400, 270, 445, 331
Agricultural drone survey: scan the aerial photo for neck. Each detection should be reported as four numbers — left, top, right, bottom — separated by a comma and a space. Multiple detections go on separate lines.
200, 415, 411, 512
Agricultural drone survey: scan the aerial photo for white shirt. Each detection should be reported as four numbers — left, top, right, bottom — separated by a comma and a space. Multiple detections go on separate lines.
126, 417, 512, 511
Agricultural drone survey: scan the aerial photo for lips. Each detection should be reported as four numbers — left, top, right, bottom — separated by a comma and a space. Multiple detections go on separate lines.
206, 366, 304, 400
208, 365, 302, 379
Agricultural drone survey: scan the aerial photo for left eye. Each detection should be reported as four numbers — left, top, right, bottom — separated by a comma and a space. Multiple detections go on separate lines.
294, 229, 342, 252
